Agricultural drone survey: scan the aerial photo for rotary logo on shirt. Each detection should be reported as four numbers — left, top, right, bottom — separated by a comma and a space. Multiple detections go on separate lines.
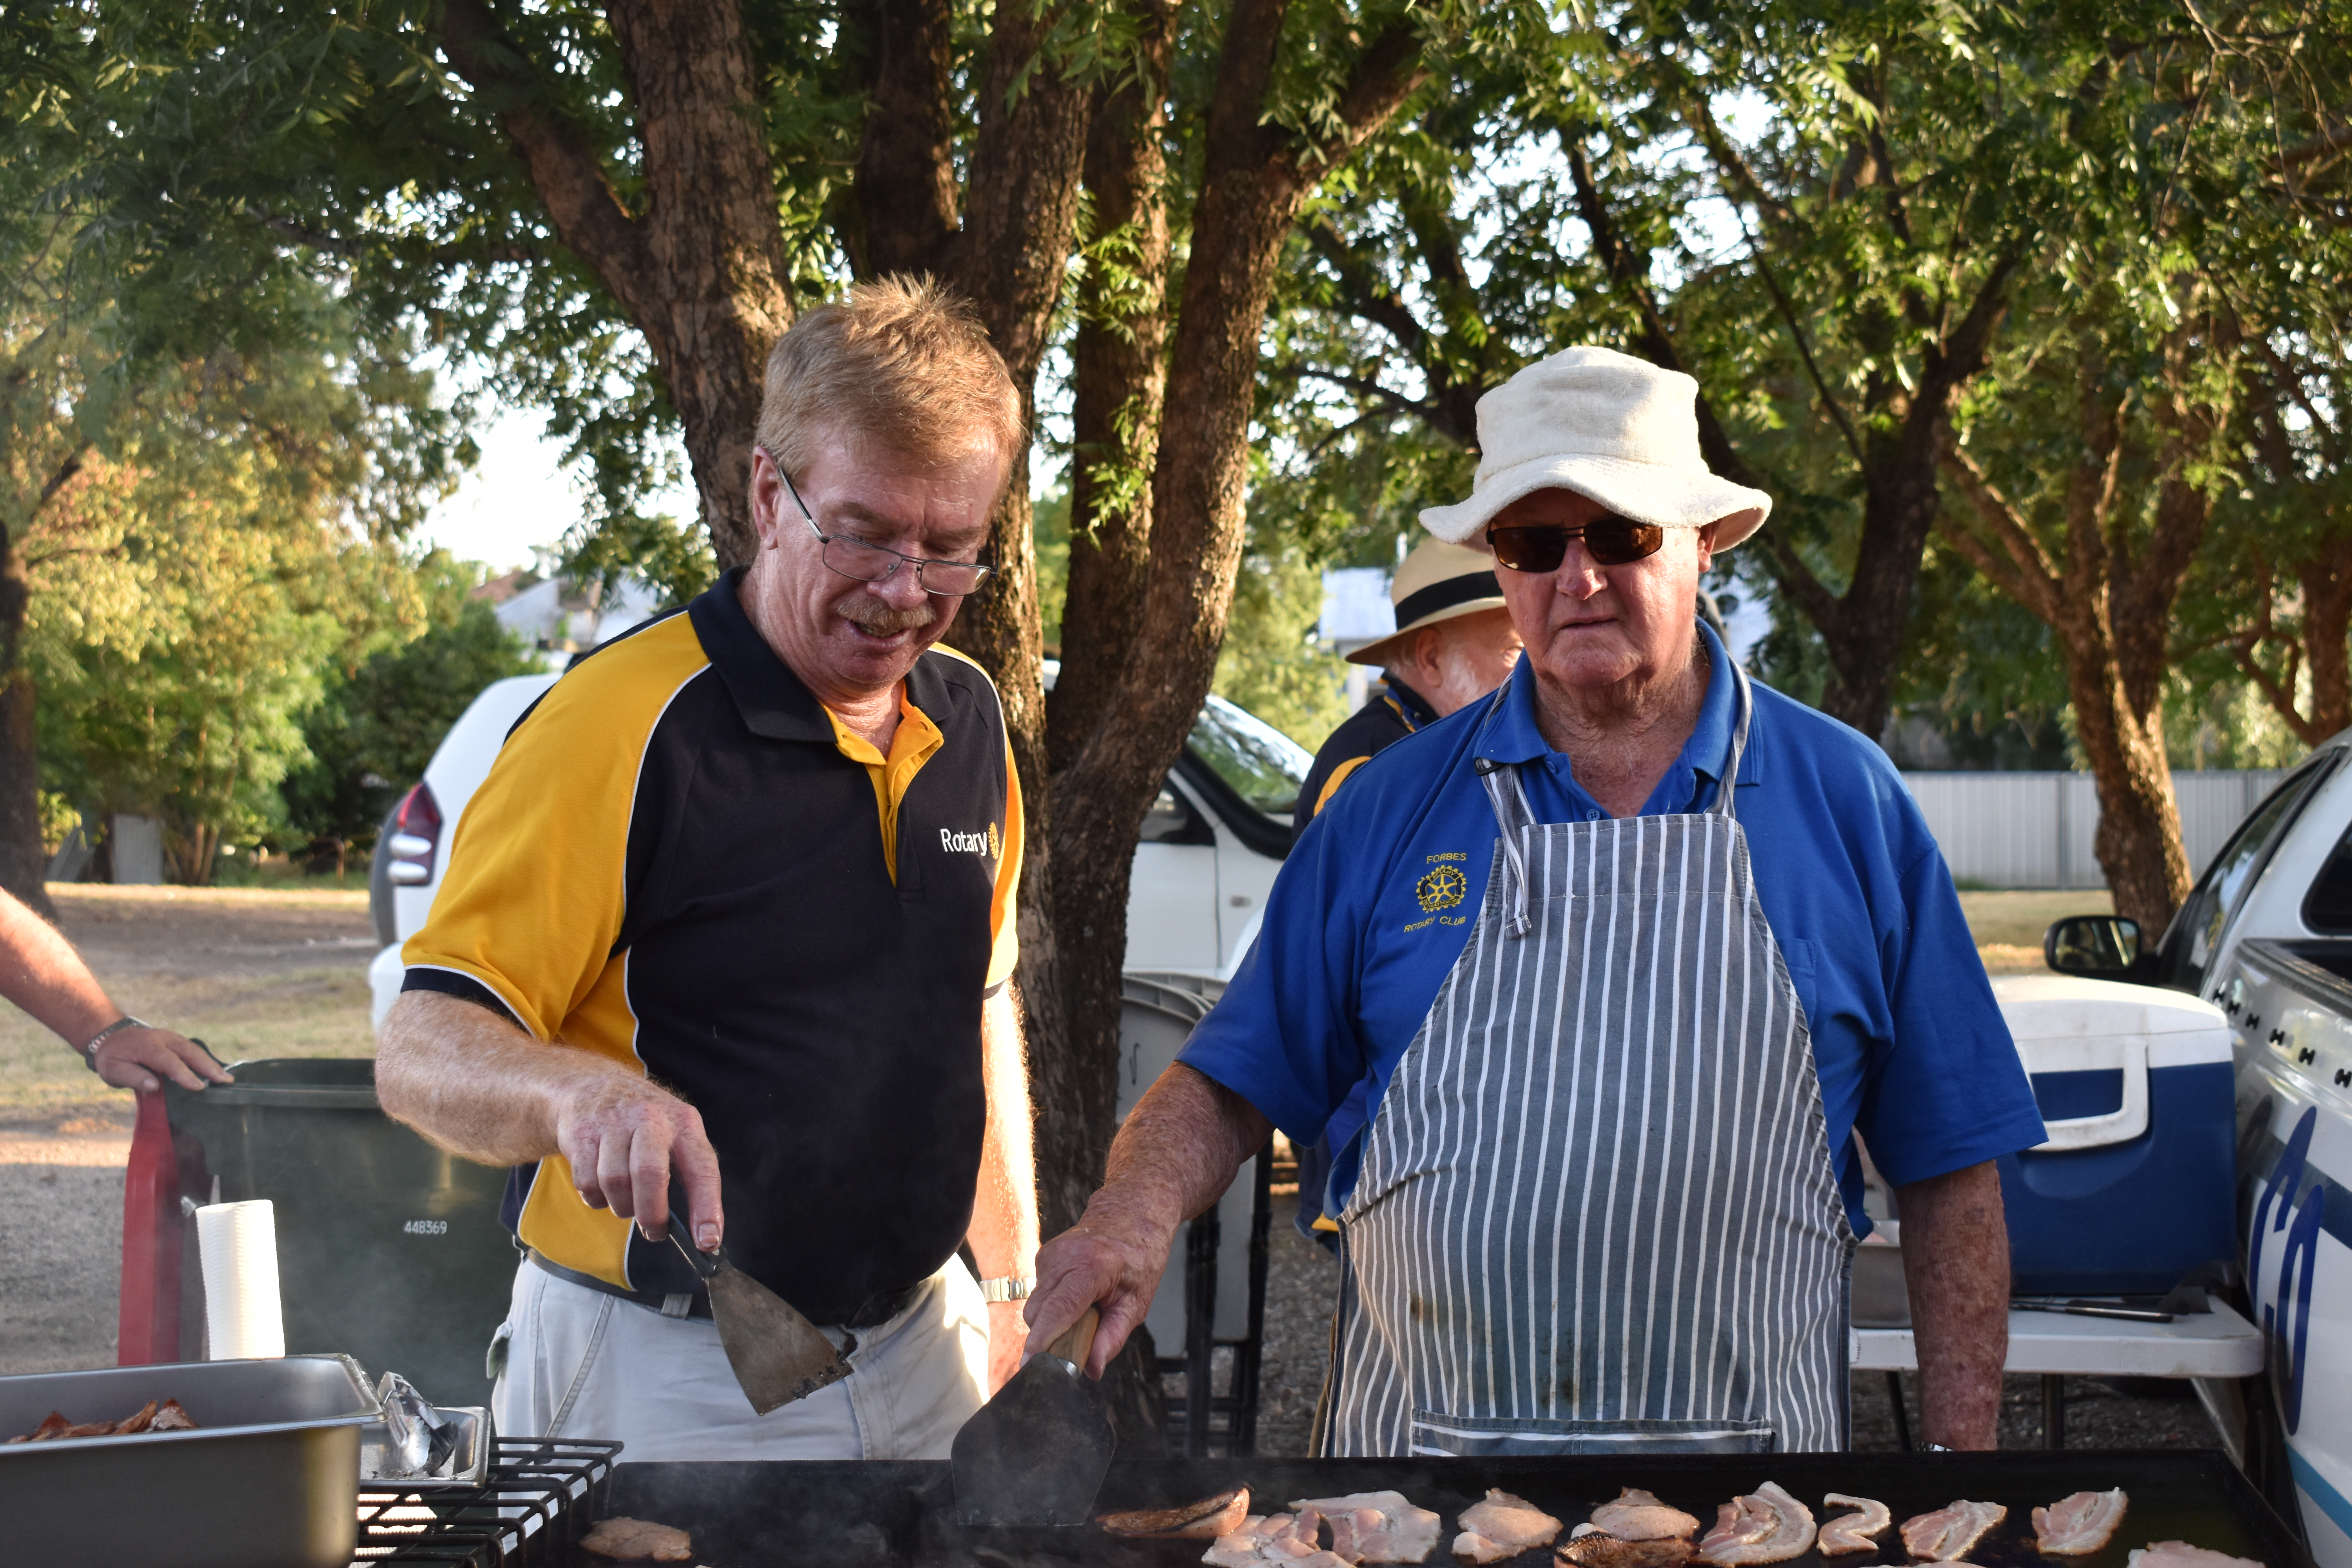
1415, 862, 1467, 912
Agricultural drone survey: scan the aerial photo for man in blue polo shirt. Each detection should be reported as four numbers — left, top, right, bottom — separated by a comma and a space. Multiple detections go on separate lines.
1029, 345, 2044, 1455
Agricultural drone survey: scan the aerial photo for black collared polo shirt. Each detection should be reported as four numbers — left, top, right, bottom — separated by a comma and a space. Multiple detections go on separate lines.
403, 568, 1020, 1322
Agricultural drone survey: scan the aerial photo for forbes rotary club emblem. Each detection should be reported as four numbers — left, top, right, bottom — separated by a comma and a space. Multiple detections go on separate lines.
987, 820, 1001, 860
1416, 864, 1467, 913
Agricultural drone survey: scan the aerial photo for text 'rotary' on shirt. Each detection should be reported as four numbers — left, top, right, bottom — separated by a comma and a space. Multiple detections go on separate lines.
940, 822, 1001, 858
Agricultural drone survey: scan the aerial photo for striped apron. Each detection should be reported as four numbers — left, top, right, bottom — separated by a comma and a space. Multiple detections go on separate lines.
1318, 666, 1855, 1457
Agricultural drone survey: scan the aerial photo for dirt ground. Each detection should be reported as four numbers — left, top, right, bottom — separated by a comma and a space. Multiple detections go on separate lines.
0, 886, 2227, 1457
0, 885, 375, 1374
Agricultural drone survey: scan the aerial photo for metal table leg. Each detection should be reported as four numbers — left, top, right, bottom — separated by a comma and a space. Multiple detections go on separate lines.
1886, 1372, 1912, 1451
2043, 1374, 2066, 1449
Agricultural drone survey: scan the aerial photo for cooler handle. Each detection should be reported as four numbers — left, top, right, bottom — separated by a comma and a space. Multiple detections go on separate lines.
2031, 1038, 2149, 1152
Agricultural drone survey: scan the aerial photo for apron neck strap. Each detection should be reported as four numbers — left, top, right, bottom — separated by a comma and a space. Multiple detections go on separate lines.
1471, 655, 1753, 934
1713, 661, 1755, 820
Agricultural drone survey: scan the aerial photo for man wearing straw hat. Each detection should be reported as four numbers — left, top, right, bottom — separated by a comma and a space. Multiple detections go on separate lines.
1294, 538, 1523, 832
1028, 345, 2043, 1454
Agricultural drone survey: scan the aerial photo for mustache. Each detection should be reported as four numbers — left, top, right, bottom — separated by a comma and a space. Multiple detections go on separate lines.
837, 594, 938, 636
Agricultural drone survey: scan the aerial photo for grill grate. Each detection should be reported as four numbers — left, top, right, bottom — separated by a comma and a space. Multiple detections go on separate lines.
355, 1436, 621, 1566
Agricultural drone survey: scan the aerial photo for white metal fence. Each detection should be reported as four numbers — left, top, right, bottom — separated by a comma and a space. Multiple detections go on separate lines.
1899, 770, 2287, 890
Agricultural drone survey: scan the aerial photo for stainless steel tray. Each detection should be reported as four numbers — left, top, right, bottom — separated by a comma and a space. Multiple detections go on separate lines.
0, 1354, 375, 1568
360, 1403, 493, 1489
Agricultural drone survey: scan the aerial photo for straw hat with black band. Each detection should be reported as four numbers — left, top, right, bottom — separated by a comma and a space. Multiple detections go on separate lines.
1346, 539, 1510, 670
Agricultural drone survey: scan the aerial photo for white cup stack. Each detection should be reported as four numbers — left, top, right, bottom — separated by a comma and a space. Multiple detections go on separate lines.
195, 1199, 287, 1359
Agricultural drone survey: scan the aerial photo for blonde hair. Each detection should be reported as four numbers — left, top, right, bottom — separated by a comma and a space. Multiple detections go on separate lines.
755, 276, 1024, 484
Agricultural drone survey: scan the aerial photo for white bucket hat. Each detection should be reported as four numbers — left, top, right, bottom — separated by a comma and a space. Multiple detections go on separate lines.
1419, 345, 1773, 548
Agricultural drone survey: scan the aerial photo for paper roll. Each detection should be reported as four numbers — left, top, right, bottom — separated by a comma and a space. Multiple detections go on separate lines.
196, 1200, 286, 1359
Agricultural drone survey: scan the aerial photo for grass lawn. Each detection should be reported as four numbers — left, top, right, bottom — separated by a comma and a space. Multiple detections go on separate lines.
1960, 889, 2115, 975
0, 884, 376, 1123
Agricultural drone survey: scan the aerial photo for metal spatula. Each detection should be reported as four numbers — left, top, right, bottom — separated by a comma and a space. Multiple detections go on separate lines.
951, 1307, 1115, 1526
664, 1177, 855, 1414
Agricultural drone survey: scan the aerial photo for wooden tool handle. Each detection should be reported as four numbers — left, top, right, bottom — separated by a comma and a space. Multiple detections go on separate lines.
1045, 1307, 1098, 1370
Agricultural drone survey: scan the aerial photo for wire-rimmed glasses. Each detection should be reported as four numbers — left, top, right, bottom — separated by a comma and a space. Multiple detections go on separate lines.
767, 448, 995, 597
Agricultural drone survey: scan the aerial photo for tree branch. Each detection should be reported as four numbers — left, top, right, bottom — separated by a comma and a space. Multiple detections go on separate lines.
1291, 18, 1435, 185
436, 0, 660, 325
1933, 505, 2048, 621
1286, 363, 1442, 428
32, 441, 93, 517
253, 211, 542, 266
1745, 227, 1862, 463
1300, 217, 1430, 358
1938, 443, 2061, 619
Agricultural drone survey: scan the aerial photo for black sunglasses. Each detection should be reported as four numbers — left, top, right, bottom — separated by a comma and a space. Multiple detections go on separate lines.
1487, 515, 1667, 571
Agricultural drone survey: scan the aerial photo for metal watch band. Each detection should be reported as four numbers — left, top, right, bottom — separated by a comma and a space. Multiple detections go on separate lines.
977, 1276, 1035, 1303
78, 1015, 146, 1073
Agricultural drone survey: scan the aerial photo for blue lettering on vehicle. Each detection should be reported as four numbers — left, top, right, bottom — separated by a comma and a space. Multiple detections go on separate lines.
2252, 1104, 2327, 1433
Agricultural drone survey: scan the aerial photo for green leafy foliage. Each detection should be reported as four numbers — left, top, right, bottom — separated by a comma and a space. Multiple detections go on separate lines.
280, 554, 541, 860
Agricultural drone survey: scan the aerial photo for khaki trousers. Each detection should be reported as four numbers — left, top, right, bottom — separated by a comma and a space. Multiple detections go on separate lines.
488, 1255, 988, 1461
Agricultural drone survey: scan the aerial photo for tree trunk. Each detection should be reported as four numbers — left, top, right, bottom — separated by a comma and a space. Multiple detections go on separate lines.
844, 0, 960, 279
1048, 5, 1177, 780
440, 0, 795, 570
0, 524, 52, 917
2299, 548, 2352, 742
1938, 319, 2222, 933
935, 0, 1093, 1230
1046, 0, 1432, 1256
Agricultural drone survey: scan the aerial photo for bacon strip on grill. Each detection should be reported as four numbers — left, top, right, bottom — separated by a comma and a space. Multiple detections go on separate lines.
1818, 1495, 1891, 1555
2034, 1490, 2128, 1556
1695, 1482, 1816, 1566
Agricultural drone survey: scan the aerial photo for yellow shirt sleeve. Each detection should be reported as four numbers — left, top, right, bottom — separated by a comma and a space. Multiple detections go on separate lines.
986, 760, 1024, 990
401, 617, 711, 1043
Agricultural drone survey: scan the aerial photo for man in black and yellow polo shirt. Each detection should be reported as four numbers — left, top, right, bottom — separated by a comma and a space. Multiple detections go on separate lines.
377, 278, 1039, 1462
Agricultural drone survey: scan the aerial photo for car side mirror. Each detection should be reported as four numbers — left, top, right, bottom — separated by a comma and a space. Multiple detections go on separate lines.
2043, 915, 2144, 978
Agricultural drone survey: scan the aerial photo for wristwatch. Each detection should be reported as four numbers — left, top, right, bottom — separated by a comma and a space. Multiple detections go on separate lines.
78, 1016, 146, 1073
978, 1276, 1036, 1303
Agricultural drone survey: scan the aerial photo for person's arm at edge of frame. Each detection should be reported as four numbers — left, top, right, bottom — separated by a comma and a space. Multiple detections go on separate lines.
0, 885, 228, 1093
967, 982, 1039, 1392
1895, 1158, 2009, 1447
375, 989, 726, 1251
1023, 1060, 1272, 1378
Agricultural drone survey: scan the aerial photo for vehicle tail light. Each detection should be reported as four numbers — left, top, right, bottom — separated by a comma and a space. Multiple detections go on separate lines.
385, 783, 443, 886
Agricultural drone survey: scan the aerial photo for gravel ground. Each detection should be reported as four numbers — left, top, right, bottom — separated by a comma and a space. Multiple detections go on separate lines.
0, 885, 374, 1376
0, 1152, 127, 1374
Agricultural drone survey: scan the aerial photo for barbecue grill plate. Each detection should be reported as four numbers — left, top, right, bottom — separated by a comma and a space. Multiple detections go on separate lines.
586, 1449, 2310, 1568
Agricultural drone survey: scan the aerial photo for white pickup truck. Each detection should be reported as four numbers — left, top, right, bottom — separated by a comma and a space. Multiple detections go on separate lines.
2046, 730, 2352, 1562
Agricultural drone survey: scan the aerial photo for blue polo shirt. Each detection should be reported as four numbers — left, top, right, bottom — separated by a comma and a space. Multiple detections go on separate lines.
1178, 621, 2045, 1236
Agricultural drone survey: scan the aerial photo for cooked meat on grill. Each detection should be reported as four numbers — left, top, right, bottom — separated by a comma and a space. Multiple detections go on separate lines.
7, 1399, 200, 1443
2033, 1491, 2128, 1555
1593, 1489, 1703, 1542
1102, 1488, 1254, 1539
1817, 1495, 1891, 1555
579, 1516, 695, 1562
1898, 1501, 2006, 1561
2127, 1543, 2265, 1568
1695, 1482, 1816, 1565
1454, 1489, 1565, 1562
1560, 1528, 1695, 1568
1289, 1492, 1446, 1564
1205, 1508, 1350, 1568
